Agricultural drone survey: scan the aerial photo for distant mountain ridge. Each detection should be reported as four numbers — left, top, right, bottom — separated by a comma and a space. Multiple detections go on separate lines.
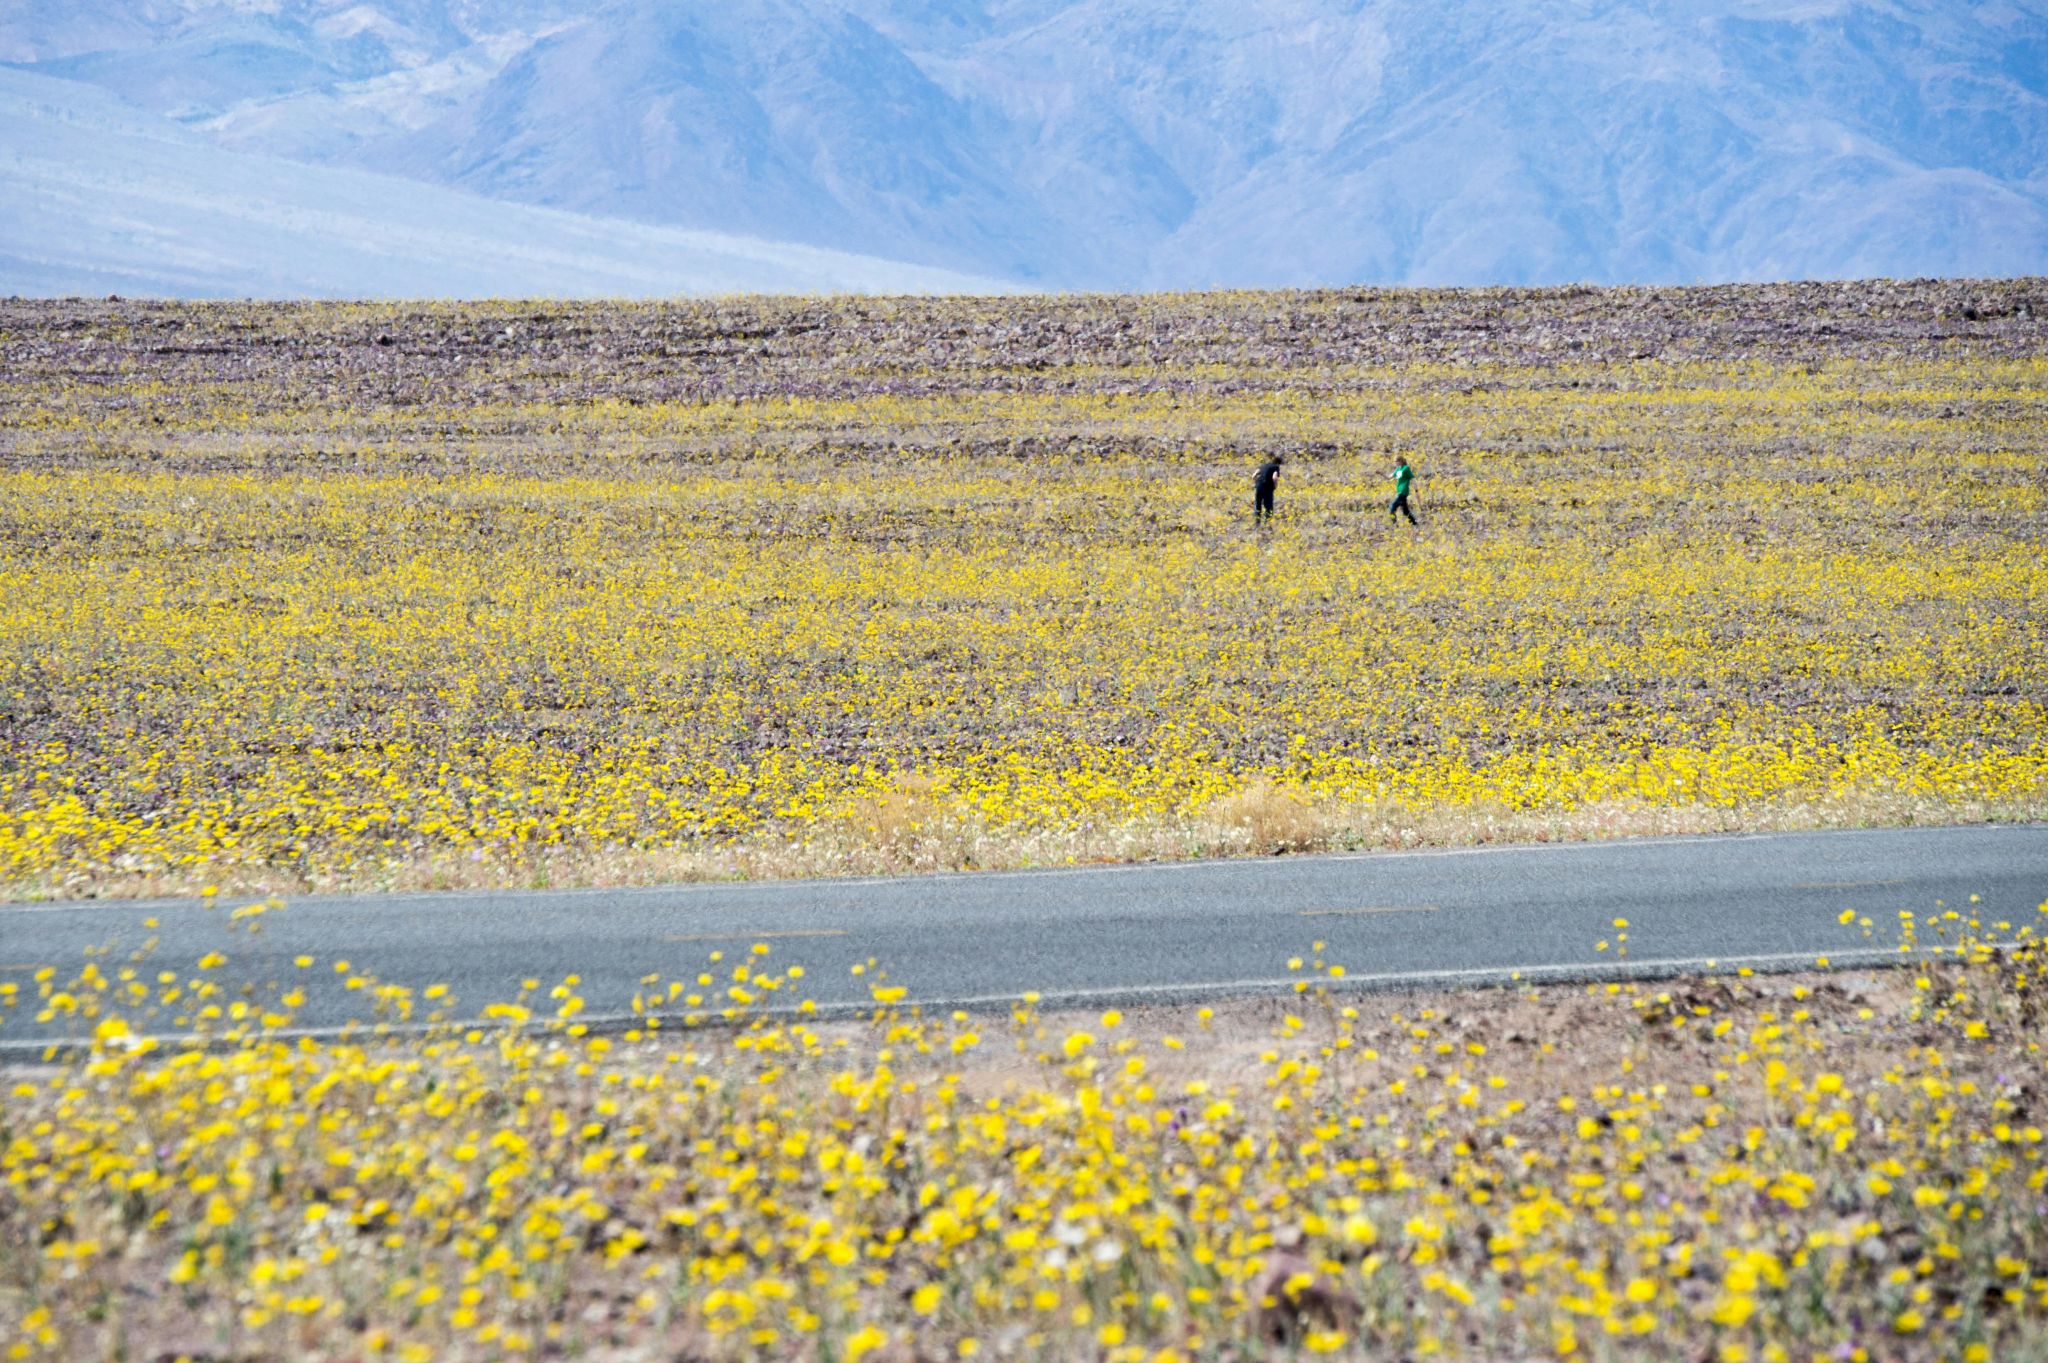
5, 0, 2045, 291
0, 67, 1008, 299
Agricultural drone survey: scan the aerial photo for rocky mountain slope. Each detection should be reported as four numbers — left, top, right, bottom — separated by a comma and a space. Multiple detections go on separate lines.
6, 0, 2044, 290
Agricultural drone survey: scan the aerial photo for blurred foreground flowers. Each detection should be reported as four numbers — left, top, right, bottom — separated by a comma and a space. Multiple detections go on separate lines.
5, 904, 2048, 1361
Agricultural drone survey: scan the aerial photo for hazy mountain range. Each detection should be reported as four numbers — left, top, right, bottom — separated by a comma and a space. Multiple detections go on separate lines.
0, 66, 1004, 297
4, 0, 2044, 296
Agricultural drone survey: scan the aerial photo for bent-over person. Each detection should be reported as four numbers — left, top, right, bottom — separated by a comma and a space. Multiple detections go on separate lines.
1253, 455, 1284, 523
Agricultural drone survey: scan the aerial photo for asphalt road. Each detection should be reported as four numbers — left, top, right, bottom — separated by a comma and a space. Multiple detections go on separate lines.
3, 825, 2044, 1054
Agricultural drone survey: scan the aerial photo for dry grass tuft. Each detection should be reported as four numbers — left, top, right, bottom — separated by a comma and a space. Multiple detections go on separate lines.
1201, 777, 1326, 853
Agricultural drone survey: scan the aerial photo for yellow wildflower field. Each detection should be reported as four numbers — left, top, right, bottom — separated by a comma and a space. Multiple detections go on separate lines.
0, 282, 2042, 896
3, 910, 2046, 1361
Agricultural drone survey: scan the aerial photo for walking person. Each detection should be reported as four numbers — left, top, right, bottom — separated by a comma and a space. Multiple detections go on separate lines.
1388, 453, 1417, 526
1253, 455, 1284, 524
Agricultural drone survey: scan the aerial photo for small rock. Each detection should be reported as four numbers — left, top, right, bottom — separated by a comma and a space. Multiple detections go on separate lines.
1252, 1250, 1359, 1343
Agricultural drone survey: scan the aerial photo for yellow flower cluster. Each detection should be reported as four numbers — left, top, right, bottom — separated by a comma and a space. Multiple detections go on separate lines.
0, 299, 2041, 893
4, 908, 2047, 1360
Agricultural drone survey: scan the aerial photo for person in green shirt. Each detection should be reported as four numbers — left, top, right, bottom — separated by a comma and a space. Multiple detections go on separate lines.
1388, 454, 1417, 525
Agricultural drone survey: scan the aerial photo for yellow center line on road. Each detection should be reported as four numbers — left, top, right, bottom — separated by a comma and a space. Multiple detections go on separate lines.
1298, 905, 1440, 918
1794, 879, 1908, 890
665, 929, 850, 943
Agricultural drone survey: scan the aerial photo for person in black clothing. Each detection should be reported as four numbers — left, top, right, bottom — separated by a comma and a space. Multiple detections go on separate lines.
1252, 455, 1284, 523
